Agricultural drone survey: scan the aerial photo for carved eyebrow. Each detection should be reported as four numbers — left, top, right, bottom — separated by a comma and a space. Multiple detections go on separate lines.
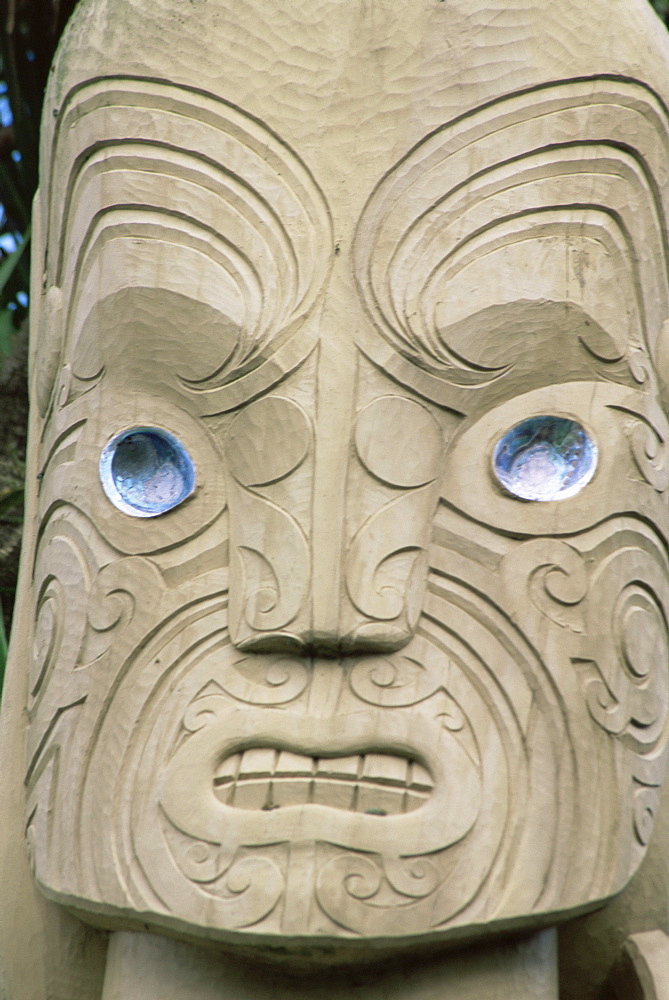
43, 76, 333, 404
49, 77, 332, 286
354, 77, 669, 406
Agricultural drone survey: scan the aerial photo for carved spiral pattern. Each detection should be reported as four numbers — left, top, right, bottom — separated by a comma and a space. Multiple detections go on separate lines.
27, 506, 669, 941
31, 576, 65, 698
315, 853, 452, 935
349, 649, 451, 708
582, 579, 669, 752
633, 784, 660, 847
33, 514, 667, 938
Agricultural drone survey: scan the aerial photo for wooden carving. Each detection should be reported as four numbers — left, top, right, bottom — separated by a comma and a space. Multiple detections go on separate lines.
4, 0, 669, 997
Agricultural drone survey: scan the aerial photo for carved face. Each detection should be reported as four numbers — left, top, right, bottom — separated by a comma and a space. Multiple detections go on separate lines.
23, 4, 669, 955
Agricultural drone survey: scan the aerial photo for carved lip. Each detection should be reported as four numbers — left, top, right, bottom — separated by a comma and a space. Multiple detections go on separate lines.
162, 704, 481, 853
213, 748, 433, 815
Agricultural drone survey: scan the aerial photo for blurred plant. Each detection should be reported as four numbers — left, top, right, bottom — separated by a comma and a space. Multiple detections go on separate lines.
652, 0, 669, 24
0, 593, 6, 683
0, 0, 79, 678
0, 1, 79, 351
0, 491, 16, 682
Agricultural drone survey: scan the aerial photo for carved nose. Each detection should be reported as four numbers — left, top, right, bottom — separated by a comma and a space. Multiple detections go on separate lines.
224, 393, 443, 656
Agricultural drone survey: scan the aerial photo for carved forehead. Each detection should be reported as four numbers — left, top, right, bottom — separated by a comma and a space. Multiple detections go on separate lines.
42, 75, 669, 398
36, 0, 669, 412
40, 0, 669, 244
46, 0, 669, 170
354, 77, 669, 395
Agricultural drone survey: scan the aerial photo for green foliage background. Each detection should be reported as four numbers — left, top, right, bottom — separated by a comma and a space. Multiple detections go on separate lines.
0, 0, 667, 688
0, 1, 78, 688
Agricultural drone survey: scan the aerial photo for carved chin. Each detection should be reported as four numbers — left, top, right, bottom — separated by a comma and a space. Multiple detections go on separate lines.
124, 635, 500, 942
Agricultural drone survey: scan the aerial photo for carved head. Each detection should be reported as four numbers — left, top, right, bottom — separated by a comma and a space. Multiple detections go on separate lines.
15, 0, 669, 957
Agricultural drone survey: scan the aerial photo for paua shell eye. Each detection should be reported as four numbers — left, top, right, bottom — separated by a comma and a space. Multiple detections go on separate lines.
100, 428, 196, 517
493, 416, 597, 501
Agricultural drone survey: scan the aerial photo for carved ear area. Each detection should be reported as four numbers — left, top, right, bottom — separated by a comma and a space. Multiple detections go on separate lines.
652, 317, 669, 416
35, 284, 63, 418
30, 189, 64, 419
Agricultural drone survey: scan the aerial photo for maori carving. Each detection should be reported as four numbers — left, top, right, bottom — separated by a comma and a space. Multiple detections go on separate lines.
47, 79, 332, 404
6, 2, 669, 998
225, 394, 313, 646
354, 79, 669, 408
610, 350, 669, 493
20, 66, 669, 947
502, 521, 669, 854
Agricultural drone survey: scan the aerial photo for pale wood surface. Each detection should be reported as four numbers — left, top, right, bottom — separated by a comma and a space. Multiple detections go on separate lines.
100, 930, 558, 1000
3, 1, 669, 997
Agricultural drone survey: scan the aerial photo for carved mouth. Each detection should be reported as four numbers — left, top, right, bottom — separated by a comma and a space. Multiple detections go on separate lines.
213, 749, 433, 815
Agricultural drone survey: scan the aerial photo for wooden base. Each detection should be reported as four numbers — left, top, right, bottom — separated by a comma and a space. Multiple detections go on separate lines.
101, 928, 558, 1000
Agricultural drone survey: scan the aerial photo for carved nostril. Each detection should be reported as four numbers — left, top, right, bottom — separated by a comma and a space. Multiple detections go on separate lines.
234, 624, 415, 659
232, 632, 311, 656
340, 622, 415, 656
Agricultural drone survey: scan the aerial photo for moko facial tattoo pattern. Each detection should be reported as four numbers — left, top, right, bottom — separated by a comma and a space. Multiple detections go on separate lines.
25, 69, 669, 950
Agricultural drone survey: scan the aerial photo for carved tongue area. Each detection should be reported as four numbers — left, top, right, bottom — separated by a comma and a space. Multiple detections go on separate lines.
213, 749, 433, 815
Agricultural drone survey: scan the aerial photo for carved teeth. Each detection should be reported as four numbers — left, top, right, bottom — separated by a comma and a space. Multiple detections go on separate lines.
213, 750, 433, 814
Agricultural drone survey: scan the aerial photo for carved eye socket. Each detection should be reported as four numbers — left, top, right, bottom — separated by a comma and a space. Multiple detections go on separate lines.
100, 428, 196, 517
493, 416, 597, 501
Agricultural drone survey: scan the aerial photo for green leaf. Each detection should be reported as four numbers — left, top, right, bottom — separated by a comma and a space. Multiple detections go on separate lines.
0, 488, 24, 517
651, 0, 669, 17
0, 223, 31, 297
0, 308, 14, 361
0, 161, 29, 232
